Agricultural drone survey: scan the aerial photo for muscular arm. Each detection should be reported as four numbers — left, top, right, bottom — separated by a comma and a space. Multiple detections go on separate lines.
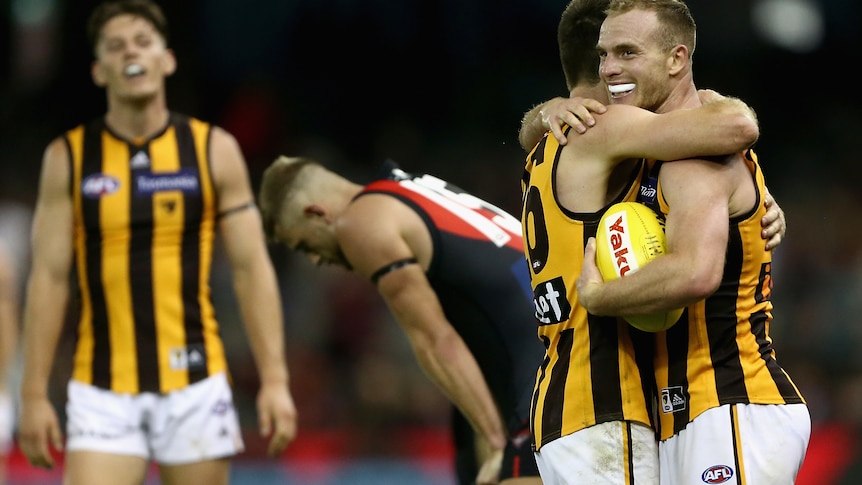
19, 137, 74, 467
337, 197, 508, 453
0, 242, 18, 391
211, 127, 296, 456
518, 92, 607, 150
579, 159, 733, 316
521, 89, 758, 158
585, 98, 758, 163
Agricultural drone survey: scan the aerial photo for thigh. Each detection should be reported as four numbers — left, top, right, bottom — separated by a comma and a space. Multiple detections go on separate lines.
0, 391, 12, 455
535, 421, 659, 485
150, 373, 244, 465
65, 380, 150, 459
160, 457, 231, 485
659, 403, 811, 485
65, 451, 149, 485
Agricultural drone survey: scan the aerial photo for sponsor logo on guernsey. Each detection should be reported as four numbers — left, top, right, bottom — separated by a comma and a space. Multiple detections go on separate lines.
701, 465, 734, 483
638, 176, 658, 204
533, 276, 571, 325
81, 174, 121, 198
660, 386, 686, 413
135, 168, 199, 195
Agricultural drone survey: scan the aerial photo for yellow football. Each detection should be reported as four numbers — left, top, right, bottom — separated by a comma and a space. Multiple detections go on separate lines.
594, 202, 683, 332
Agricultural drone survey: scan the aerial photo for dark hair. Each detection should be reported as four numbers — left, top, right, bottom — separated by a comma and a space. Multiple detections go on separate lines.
557, 0, 611, 90
86, 0, 169, 54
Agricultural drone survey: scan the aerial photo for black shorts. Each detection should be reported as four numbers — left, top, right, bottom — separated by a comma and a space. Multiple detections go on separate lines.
452, 411, 539, 484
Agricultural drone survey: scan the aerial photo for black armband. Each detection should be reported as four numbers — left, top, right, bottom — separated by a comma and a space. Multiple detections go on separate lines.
217, 201, 256, 220
370, 258, 419, 285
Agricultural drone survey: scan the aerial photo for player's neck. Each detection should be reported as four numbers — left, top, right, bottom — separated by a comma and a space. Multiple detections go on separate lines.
656, 77, 700, 113
104, 97, 170, 142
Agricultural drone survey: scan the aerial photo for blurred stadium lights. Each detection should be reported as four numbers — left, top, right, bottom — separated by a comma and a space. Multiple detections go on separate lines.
11, 0, 57, 25
10, 0, 62, 93
752, 0, 824, 53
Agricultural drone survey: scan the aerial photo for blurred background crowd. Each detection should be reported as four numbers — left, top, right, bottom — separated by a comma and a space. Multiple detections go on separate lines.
1, 0, 861, 483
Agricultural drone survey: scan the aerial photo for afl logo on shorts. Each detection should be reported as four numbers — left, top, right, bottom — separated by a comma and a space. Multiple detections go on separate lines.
701, 464, 733, 483
82, 174, 120, 198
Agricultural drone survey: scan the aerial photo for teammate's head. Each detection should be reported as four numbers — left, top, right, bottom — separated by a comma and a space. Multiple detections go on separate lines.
606, 0, 696, 56
557, 0, 610, 91
87, 0, 169, 55
598, 0, 696, 111
87, 0, 175, 100
259, 156, 352, 269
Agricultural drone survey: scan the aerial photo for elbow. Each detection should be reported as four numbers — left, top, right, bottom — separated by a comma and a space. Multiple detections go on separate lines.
729, 116, 760, 150
738, 121, 760, 148
683, 265, 722, 301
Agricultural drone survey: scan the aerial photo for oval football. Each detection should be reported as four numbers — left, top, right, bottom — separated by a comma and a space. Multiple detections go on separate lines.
594, 202, 683, 332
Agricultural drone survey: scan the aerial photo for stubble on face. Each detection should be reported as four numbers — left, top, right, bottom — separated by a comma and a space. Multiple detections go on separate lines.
599, 9, 672, 112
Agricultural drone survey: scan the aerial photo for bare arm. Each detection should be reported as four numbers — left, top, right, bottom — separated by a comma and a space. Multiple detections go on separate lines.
590, 98, 759, 163
19, 137, 74, 468
337, 197, 508, 455
0, 242, 18, 392
523, 88, 758, 163
518, 93, 608, 150
211, 127, 297, 456
578, 158, 733, 316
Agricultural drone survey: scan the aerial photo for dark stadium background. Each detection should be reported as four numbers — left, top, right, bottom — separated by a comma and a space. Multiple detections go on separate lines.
1, 0, 860, 483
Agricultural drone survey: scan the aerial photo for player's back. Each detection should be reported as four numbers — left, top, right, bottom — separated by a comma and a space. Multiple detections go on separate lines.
357, 162, 542, 419
521, 130, 656, 450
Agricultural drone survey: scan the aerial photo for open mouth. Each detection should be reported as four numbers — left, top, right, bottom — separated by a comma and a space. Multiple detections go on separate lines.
124, 63, 145, 78
608, 83, 635, 97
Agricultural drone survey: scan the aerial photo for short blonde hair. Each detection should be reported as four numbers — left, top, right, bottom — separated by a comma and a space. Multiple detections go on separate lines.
258, 156, 318, 242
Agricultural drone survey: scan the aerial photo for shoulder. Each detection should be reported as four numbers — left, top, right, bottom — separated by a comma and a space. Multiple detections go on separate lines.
207, 126, 246, 175
41, 136, 71, 170
209, 125, 241, 151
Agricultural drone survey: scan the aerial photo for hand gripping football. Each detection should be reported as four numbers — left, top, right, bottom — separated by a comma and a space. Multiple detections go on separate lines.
594, 202, 683, 332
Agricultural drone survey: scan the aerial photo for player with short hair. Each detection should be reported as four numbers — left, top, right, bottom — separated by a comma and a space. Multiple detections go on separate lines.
576, 1, 809, 484
516, 0, 787, 483
17, 1, 297, 484
258, 156, 544, 485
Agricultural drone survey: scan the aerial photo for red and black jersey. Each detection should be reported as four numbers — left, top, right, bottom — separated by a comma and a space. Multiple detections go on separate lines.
357, 161, 543, 433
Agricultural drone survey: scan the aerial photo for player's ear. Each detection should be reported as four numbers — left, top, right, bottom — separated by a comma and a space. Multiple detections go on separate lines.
162, 49, 177, 77
304, 204, 326, 218
91, 60, 107, 87
667, 44, 689, 76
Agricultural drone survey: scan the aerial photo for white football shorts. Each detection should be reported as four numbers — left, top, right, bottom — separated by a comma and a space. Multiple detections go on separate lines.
659, 403, 810, 485
65, 372, 244, 465
0, 390, 13, 454
534, 420, 659, 484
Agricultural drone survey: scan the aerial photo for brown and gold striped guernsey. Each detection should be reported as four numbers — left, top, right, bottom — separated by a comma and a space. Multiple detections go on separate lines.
642, 152, 806, 440
521, 131, 656, 451
65, 112, 227, 395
